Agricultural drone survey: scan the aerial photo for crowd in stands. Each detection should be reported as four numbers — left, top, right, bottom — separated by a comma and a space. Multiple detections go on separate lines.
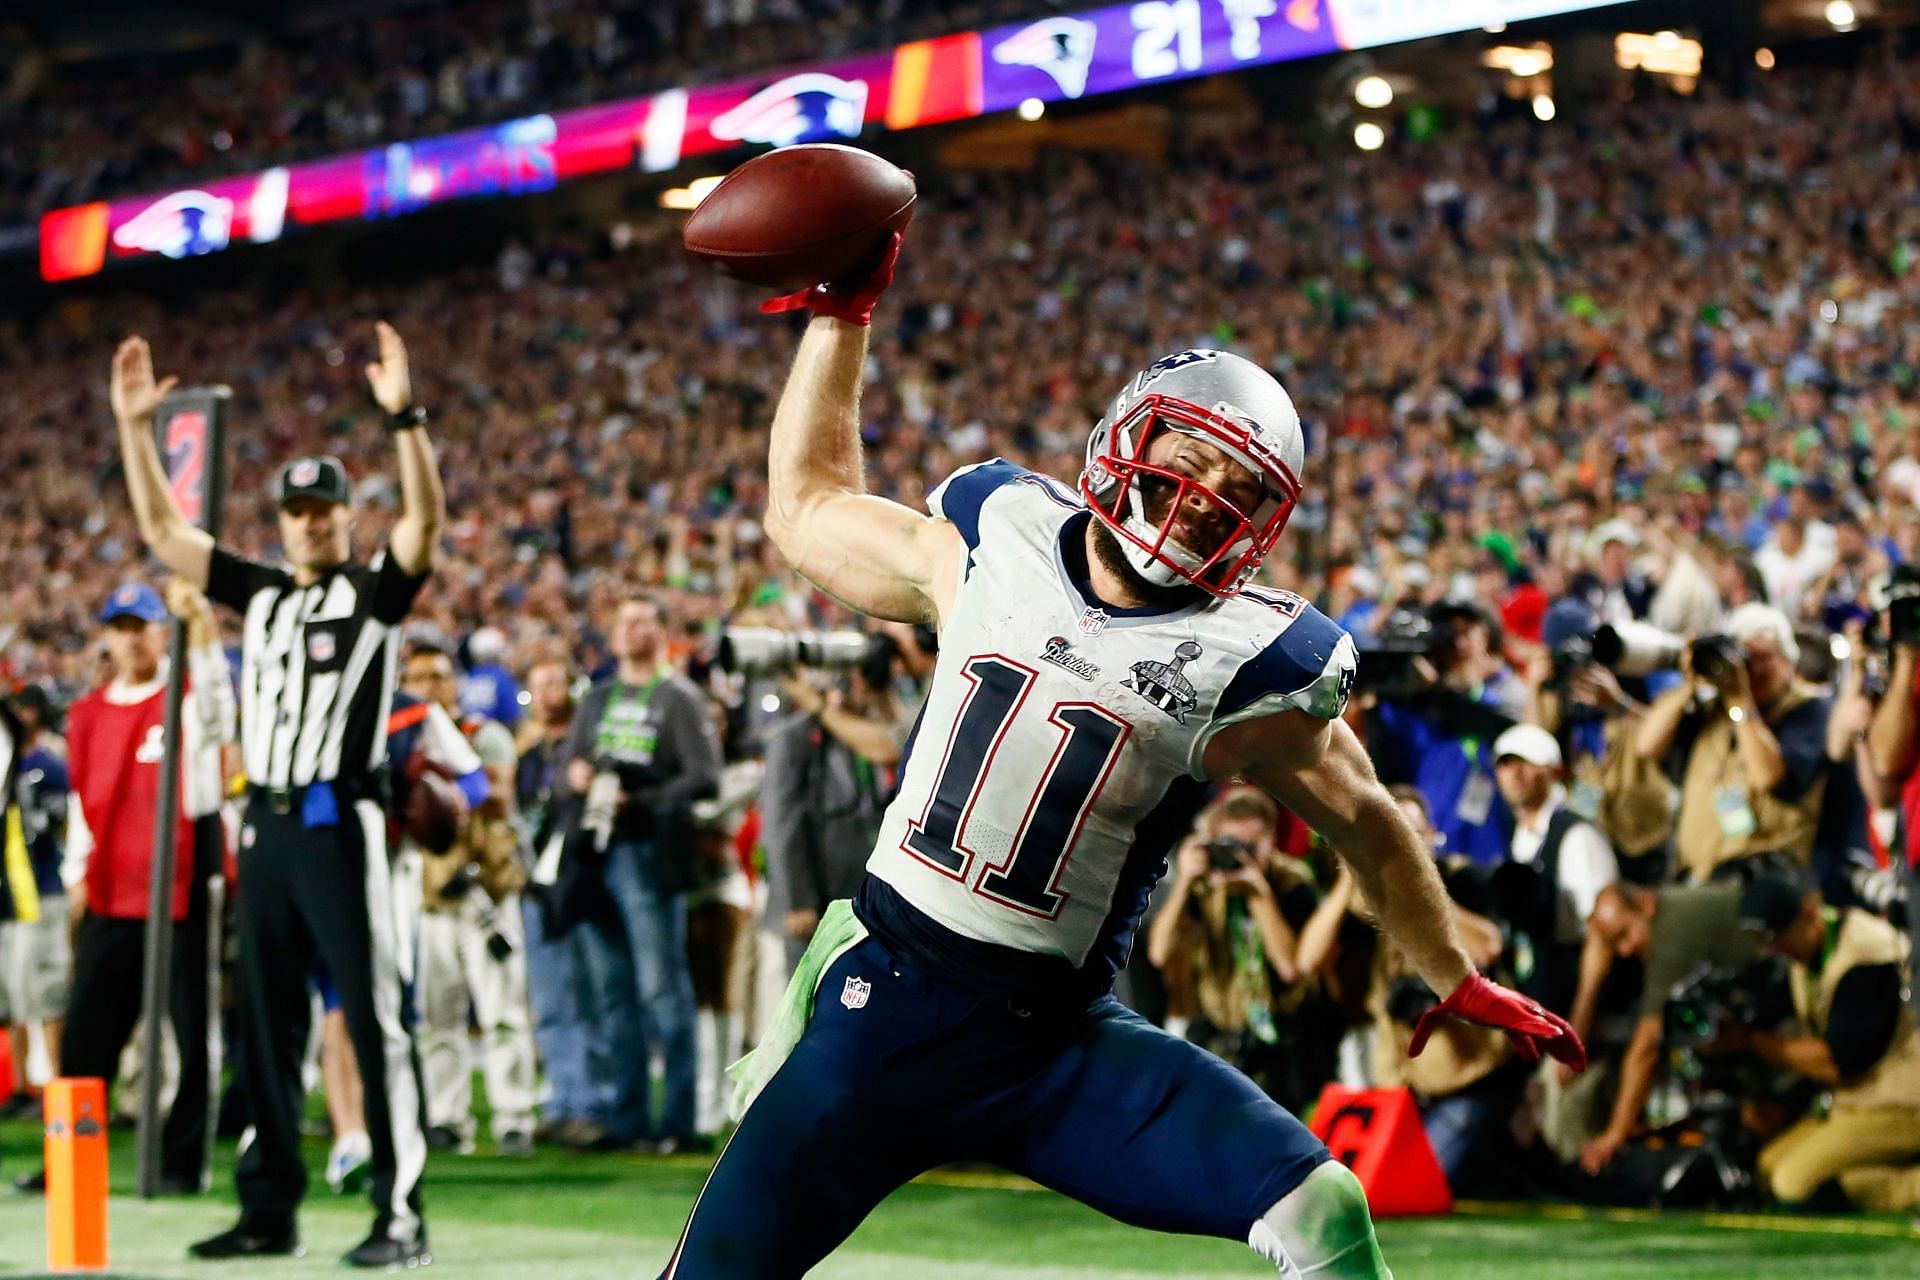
4, 36, 1920, 1213
0, 0, 1038, 222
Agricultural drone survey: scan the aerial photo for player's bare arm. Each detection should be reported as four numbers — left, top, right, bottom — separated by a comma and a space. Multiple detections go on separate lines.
762, 282, 962, 627
365, 320, 446, 576
111, 336, 214, 588
1205, 710, 1475, 998
1209, 707, 1585, 1069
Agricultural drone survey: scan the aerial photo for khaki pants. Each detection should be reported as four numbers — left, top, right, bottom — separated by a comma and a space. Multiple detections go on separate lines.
418, 893, 537, 1143
1757, 1105, 1920, 1203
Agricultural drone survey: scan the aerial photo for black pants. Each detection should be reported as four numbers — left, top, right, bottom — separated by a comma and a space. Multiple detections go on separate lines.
60, 890, 213, 1185
232, 794, 425, 1242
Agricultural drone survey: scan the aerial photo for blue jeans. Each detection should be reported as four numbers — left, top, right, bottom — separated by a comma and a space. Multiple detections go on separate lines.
588, 838, 697, 1141
1421, 1090, 1498, 1183
520, 896, 595, 1123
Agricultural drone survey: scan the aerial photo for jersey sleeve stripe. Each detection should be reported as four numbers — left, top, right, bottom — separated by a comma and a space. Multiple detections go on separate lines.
1214, 606, 1353, 724
927, 457, 1028, 551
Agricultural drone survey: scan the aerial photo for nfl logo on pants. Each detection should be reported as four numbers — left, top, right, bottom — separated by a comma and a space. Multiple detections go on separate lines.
841, 976, 870, 1010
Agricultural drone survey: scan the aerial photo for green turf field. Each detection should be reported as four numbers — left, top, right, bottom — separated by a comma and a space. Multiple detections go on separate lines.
1, 1117, 1914, 1278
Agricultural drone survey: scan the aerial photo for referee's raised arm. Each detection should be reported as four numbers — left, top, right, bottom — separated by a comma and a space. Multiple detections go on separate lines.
364, 320, 445, 578
111, 336, 213, 588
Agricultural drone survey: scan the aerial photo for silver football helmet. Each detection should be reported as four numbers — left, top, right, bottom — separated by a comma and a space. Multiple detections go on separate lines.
1078, 349, 1304, 596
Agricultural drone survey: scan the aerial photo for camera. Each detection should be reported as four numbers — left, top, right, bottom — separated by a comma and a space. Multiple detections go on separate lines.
1353, 609, 1436, 698
1662, 958, 1790, 1050
1385, 975, 1440, 1026
1204, 835, 1253, 874
1884, 565, 1920, 648
717, 627, 876, 675
1591, 621, 1687, 676
1689, 634, 1744, 686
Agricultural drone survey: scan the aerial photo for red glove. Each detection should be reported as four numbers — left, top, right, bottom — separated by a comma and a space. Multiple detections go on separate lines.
761, 231, 902, 327
1408, 973, 1587, 1071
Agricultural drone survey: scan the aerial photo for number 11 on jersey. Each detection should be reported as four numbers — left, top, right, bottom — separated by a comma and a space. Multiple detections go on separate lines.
903, 656, 1132, 919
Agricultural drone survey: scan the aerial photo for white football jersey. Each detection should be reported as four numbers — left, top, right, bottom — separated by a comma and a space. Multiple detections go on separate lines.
864, 460, 1356, 985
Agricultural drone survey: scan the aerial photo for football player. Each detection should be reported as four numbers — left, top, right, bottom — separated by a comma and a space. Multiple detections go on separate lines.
662, 235, 1583, 1278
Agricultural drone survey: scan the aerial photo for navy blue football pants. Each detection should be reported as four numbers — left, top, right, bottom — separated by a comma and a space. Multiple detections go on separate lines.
662, 933, 1329, 1278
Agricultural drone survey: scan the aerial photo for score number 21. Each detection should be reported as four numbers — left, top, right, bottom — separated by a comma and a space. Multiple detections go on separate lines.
1132, 0, 1276, 78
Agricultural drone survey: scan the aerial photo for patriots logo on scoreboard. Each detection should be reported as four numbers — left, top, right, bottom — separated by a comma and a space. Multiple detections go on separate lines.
112, 190, 235, 259
710, 73, 869, 148
840, 976, 871, 1010
991, 17, 1098, 99
1123, 640, 1204, 724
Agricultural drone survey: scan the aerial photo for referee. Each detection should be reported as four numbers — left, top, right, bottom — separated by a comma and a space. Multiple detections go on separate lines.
111, 325, 446, 1268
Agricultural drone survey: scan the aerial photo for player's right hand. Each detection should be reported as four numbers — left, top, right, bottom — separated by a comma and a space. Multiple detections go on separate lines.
110, 336, 178, 427
761, 230, 904, 328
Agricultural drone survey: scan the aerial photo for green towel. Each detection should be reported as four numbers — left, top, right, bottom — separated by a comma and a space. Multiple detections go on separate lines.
727, 898, 868, 1123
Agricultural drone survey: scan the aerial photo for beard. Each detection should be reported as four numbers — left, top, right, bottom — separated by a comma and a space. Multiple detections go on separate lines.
1088, 519, 1208, 609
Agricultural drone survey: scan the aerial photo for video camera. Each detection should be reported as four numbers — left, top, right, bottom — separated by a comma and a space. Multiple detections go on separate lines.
1203, 835, 1253, 874
1352, 609, 1436, 699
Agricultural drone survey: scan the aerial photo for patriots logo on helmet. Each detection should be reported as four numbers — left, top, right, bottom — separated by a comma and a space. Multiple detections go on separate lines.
112, 191, 235, 260
710, 73, 869, 147
991, 17, 1099, 99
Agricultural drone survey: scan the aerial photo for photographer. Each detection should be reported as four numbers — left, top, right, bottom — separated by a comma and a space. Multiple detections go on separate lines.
1633, 604, 1831, 883
1576, 883, 1760, 1174
560, 593, 721, 1151
1369, 601, 1524, 864
402, 642, 536, 1156
1145, 788, 1323, 1111
761, 648, 896, 973
1723, 871, 1920, 1212
1867, 564, 1920, 945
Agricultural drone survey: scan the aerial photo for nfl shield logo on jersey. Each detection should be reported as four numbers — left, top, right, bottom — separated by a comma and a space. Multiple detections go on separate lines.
840, 976, 871, 1011
309, 631, 337, 663
1077, 606, 1109, 638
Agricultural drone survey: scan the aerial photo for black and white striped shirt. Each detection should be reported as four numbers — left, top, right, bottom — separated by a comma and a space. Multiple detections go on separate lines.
206, 546, 427, 790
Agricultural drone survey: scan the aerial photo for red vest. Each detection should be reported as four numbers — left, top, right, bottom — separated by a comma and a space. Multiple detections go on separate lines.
66, 683, 197, 921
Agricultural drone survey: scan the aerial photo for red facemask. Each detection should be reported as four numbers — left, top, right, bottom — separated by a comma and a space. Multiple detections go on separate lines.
1080, 394, 1301, 596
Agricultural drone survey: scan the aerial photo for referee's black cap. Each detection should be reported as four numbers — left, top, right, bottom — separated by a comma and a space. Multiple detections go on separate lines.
277, 455, 351, 508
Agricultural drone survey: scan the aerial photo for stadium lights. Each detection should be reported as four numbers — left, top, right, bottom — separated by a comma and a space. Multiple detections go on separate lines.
1018, 97, 1046, 121
1756, 47, 1777, 69
1616, 32, 1703, 78
1353, 75, 1394, 109
1826, 1, 1858, 31
1484, 45, 1554, 78
658, 175, 724, 211
1354, 121, 1386, 151
1532, 94, 1557, 122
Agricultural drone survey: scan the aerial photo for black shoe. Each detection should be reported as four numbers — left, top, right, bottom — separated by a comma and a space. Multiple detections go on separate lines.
423, 1124, 463, 1153
12, 1169, 45, 1194
157, 1173, 206, 1196
187, 1222, 303, 1260
342, 1228, 431, 1269
649, 1134, 716, 1157
0, 1092, 38, 1119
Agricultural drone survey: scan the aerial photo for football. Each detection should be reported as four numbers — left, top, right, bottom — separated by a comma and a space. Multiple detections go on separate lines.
682, 143, 916, 290
405, 768, 469, 855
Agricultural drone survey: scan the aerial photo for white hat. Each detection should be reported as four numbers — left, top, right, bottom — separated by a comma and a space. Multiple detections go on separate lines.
1492, 723, 1562, 769
469, 626, 507, 662
1587, 519, 1642, 559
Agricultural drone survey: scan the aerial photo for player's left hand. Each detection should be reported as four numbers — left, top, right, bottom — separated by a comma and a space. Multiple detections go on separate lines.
365, 320, 414, 415
1408, 972, 1586, 1071
761, 230, 903, 327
